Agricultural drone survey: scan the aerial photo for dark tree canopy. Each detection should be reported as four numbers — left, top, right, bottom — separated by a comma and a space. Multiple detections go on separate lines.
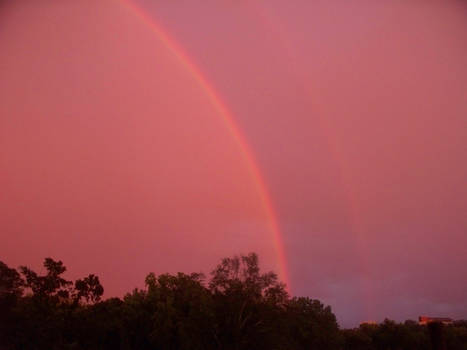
74, 274, 104, 304
0, 254, 466, 350
0, 261, 23, 299
20, 258, 72, 300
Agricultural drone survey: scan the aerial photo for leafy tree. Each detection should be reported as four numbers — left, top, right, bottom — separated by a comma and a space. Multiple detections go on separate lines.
209, 253, 288, 303
4, 253, 467, 350
445, 322, 467, 350
285, 297, 342, 350
145, 272, 214, 350
342, 328, 374, 350
209, 253, 288, 350
343, 319, 433, 350
428, 322, 446, 350
0, 261, 23, 299
20, 258, 72, 302
0, 261, 24, 348
74, 274, 104, 304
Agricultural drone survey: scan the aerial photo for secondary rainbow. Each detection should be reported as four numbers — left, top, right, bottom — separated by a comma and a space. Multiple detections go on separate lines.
119, 0, 291, 291
254, 3, 375, 316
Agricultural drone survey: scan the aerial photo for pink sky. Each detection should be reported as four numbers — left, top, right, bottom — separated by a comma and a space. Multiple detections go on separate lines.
1, 0, 466, 326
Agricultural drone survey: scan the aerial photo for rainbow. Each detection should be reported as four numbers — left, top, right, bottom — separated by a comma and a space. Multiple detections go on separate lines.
253, 3, 375, 317
119, 0, 291, 291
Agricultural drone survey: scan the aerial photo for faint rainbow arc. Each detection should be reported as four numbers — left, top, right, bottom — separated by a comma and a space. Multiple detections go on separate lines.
120, 0, 291, 291
253, 3, 374, 317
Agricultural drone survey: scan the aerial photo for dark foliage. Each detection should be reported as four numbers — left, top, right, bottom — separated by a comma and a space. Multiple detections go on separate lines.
0, 254, 466, 350
342, 319, 467, 350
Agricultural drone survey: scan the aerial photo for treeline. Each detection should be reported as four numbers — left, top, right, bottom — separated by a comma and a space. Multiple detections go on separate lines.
343, 320, 467, 350
0, 253, 466, 350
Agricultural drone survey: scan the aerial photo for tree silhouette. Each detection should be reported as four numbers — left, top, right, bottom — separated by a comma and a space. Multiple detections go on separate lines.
20, 258, 72, 301
74, 274, 104, 304
1, 253, 466, 350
